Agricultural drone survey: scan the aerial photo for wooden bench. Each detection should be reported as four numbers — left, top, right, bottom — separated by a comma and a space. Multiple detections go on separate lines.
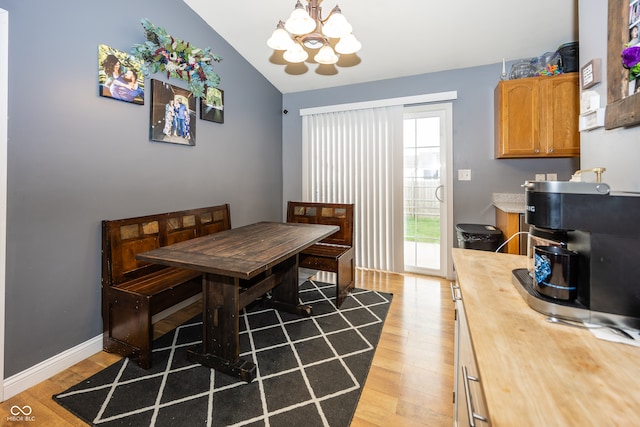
286, 201, 355, 307
101, 204, 231, 368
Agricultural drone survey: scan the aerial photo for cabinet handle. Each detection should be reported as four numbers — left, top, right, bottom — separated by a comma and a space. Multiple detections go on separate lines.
462, 365, 489, 426
450, 282, 461, 302
534, 149, 540, 153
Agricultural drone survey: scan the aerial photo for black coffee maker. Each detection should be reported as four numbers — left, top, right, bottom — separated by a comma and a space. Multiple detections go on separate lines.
513, 180, 640, 328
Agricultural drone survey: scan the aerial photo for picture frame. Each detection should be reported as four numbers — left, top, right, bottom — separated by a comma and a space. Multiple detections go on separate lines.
605, 0, 640, 129
150, 80, 196, 146
98, 44, 145, 105
200, 87, 224, 124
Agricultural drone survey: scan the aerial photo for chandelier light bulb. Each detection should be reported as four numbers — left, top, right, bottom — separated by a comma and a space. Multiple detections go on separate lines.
285, 1, 316, 35
321, 7, 352, 39
283, 43, 309, 63
267, 22, 295, 50
314, 44, 338, 65
335, 33, 361, 55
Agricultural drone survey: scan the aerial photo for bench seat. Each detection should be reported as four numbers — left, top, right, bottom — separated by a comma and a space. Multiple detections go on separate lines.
102, 204, 231, 368
287, 202, 355, 307
114, 267, 202, 295
300, 243, 352, 272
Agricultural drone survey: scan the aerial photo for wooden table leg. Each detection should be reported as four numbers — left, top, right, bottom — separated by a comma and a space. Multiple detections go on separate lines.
186, 272, 256, 382
267, 255, 312, 316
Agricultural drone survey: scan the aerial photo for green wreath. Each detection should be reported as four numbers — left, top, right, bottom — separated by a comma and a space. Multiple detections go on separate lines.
131, 18, 222, 97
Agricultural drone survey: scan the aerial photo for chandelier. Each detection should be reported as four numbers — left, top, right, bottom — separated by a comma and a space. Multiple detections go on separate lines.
267, 0, 361, 65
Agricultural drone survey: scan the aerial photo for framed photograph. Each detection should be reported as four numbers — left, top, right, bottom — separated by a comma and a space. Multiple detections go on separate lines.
150, 80, 196, 146
605, 0, 640, 129
98, 44, 144, 105
200, 87, 224, 124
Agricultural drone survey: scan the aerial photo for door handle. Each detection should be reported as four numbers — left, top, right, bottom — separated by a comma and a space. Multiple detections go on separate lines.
435, 185, 444, 202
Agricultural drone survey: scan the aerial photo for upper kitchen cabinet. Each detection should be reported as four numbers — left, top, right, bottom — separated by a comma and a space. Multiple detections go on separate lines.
494, 73, 580, 158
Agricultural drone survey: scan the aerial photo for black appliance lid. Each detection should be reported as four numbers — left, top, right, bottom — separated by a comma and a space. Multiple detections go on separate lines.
456, 224, 502, 236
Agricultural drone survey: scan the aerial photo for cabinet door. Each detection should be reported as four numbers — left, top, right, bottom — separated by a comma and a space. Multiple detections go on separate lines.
540, 73, 580, 157
456, 297, 490, 426
454, 299, 471, 427
495, 209, 526, 255
453, 283, 469, 427
495, 73, 579, 159
495, 78, 541, 158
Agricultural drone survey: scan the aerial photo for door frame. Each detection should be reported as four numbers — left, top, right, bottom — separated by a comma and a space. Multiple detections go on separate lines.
403, 102, 454, 279
0, 7, 8, 401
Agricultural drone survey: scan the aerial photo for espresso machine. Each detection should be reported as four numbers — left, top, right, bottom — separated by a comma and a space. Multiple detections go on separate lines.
512, 180, 640, 329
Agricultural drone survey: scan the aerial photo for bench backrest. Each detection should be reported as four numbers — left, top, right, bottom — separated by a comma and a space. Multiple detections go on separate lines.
286, 201, 354, 247
102, 204, 231, 286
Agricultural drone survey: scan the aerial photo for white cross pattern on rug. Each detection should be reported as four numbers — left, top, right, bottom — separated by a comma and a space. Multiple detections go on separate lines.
54, 280, 391, 427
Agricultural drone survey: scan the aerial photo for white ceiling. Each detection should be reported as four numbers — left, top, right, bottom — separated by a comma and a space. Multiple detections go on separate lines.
183, 0, 578, 94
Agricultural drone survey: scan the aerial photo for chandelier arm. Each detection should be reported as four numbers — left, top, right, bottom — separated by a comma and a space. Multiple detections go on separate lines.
309, 0, 339, 24
289, 1, 343, 32
318, 6, 340, 25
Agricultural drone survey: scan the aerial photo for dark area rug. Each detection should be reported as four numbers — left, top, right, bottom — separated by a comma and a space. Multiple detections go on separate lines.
53, 281, 392, 426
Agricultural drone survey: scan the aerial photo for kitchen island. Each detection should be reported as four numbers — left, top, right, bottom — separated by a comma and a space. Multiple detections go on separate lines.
451, 248, 639, 426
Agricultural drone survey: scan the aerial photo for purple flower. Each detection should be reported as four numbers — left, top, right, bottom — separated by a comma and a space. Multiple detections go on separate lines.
622, 46, 640, 68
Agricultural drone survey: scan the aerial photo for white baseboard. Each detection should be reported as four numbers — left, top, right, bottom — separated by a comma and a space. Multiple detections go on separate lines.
2, 293, 202, 401
3, 334, 103, 401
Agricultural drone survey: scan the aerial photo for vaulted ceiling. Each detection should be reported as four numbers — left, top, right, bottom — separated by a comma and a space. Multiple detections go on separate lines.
184, 0, 578, 94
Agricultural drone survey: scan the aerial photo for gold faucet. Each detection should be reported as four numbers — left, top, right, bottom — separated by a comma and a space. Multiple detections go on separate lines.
570, 167, 606, 182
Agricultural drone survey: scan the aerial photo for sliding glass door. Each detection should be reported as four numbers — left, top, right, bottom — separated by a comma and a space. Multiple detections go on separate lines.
403, 104, 452, 277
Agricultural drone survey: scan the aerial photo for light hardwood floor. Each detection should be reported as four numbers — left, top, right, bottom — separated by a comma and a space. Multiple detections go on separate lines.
0, 269, 454, 426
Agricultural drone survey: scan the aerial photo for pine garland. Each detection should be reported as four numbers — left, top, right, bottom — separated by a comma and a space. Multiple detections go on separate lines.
131, 18, 222, 97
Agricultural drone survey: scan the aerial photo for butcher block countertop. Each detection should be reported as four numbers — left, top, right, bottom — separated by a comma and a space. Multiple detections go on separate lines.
451, 248, 640, 427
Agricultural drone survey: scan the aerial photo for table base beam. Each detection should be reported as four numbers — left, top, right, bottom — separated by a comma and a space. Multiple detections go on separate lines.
186, 345, 257, 383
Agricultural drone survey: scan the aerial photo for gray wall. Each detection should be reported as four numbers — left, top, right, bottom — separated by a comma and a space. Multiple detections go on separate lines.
282, 65, 579, 230
578, 1, 640, 191
0, 0, 283, 376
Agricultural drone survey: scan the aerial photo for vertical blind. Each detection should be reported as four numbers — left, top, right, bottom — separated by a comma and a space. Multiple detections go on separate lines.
302, 106, 404, 272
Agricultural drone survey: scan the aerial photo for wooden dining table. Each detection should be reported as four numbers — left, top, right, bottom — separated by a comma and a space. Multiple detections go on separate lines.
136, 221, 339, 382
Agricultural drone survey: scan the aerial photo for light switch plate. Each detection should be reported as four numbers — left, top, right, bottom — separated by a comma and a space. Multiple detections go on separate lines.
458, 169, 471, 181
547, 173, 557, 181
535, 174, 546, 181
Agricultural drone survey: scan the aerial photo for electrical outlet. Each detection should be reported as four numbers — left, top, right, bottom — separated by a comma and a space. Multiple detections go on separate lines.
458, 169, 471, 181
535, 174, 546, 181
547, 173, 557, 181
